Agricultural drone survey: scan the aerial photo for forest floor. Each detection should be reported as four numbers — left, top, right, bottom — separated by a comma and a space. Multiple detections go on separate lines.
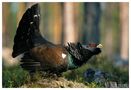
21, 72, 88, 88
2, 53, 129, 88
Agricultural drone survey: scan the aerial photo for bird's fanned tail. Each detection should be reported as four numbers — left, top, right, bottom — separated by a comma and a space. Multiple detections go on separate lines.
12, 3, 48, 73
12, 3, 49, 58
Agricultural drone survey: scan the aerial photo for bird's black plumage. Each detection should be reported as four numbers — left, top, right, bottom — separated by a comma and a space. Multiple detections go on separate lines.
12, 3, 102, 74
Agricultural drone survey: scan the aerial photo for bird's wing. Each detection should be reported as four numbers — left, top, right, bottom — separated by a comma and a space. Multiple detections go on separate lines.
66, 43, 82, 61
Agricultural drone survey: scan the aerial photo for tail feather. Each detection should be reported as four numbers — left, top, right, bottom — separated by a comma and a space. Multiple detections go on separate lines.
20, 52, 42, 73
12, 3, 48, 58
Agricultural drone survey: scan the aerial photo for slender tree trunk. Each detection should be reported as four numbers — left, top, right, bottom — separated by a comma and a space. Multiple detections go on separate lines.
82, 2, 101, 44
104, 3, 114, 57
63, 2, 75, 45
120, 3, 129, 60
2, 3, 10, 47
53, 3, 62, 44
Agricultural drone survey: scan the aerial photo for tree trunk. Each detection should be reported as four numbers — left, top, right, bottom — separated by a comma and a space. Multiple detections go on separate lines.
53, 3, 62, 44
82, 2, 101, 44
120, 3, 129, 60
63, 3, 76, 45
104, 3, 114, 57
2, 3, 10, 47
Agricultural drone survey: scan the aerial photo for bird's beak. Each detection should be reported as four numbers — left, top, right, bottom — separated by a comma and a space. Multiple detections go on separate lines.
97, 44, 103, 48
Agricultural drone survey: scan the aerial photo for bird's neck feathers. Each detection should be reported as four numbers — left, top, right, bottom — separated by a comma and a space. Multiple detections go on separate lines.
67, 52, 92, 70
67, 53, 78, 69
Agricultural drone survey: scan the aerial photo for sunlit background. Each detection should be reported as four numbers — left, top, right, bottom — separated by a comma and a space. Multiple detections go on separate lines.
2, 2, 129, 88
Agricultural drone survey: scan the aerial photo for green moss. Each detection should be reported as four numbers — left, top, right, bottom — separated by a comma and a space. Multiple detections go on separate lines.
2, 66, 30, 88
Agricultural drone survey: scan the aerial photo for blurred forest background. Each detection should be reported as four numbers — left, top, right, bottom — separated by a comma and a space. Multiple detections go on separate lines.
2, 2, 129, 88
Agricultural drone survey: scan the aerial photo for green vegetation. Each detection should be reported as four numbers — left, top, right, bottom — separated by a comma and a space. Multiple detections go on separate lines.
63, 55, 129, 87
2, 55, 129, 88
2, 66, 30, 88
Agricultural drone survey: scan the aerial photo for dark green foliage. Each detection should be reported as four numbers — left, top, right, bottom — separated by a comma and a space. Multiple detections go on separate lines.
2, 66, 30, 88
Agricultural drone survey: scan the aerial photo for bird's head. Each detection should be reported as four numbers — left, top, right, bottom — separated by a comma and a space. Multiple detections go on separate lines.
66, 42, 102, 67
77, 42, 102, 55
86, 43, 103, 55
76, 42, 102, 63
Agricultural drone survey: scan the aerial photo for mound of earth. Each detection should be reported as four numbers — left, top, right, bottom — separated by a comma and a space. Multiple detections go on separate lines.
21, 77, 87, 88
